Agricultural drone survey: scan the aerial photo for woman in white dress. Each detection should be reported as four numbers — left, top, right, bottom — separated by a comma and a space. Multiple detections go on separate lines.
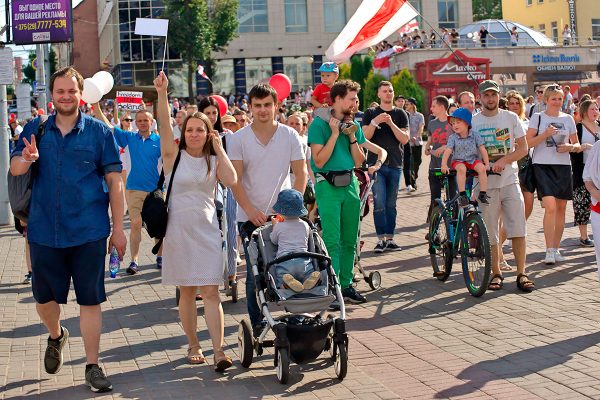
154, 72, 237, 371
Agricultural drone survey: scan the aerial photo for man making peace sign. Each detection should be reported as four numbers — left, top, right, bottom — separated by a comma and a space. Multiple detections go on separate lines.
10, 67, 126, 393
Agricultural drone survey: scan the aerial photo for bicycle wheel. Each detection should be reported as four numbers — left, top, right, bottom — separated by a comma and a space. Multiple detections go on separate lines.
460, 213, 491, 297
428, 206, 453, 281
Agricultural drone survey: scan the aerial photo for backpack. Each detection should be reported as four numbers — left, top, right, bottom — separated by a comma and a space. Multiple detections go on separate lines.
7, 115, 48, 222
141, 151, 182, 254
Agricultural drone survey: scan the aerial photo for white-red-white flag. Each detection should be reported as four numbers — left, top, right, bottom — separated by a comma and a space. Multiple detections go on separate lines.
399, 19, 419, 35
197, 64, 209, 80
326, 0, 419, 63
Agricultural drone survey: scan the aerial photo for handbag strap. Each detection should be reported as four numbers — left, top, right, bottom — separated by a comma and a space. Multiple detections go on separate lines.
164, 151, 182, 207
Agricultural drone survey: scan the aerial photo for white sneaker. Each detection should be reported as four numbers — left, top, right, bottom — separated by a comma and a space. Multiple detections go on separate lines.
554, 249, 566, 262
406, 185, 415, 192
544, 249, 555, 265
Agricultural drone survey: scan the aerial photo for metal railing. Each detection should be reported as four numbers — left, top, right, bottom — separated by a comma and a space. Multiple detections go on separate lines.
396, 37, 599, 49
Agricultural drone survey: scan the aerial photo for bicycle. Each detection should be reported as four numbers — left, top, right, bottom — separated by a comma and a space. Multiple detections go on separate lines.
428, 168, 496, 297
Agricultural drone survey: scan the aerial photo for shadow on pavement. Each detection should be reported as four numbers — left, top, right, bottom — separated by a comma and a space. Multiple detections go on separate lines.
435, 331, 600, 398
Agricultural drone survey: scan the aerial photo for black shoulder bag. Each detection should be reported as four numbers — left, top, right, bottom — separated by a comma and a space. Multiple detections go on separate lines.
8, 115, 48, 222
141, 151, 182, 254
518, 115, 541, 193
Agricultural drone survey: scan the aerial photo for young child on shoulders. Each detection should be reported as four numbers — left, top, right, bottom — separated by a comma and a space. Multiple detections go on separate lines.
270, 189, 321, 293
311, 62, 338, 110
441, 108, 490, 207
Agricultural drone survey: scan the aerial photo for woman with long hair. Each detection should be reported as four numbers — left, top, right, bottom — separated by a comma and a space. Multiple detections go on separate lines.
527, 85, 580, 264
154, 72, 237, 371
198, 96, 241, 284
571, 99, 599, 247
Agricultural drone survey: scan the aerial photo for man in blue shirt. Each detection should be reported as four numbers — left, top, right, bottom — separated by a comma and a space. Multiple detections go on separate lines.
10, 67, 126, 393
94, 107, 162, 274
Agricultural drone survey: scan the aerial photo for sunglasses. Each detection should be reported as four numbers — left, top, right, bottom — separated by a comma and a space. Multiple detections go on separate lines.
536, 91, 543, 94
546, 84, 561, 90
123, 118, 133, 122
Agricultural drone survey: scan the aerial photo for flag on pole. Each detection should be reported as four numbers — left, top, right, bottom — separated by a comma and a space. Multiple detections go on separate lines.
135, 18, 169, 70
399, 19, 419, 35
197, 64, 209, 80
326, 0, 419, 63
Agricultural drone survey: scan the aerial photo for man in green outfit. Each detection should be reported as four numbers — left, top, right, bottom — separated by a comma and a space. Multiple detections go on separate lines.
308, 80, 386, 304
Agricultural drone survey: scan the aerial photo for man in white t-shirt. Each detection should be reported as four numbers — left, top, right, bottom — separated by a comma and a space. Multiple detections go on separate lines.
471, 80, 532, 292
172, 110, 187, 143
228, 83, 308, 335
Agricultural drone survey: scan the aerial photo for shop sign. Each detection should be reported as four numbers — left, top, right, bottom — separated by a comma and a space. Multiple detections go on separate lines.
532, 54, 580, 64
536, 65, 576, 72
432, 61, 486, 81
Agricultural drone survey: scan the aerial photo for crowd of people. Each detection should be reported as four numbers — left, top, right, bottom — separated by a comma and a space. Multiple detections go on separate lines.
8, 61, 600, 393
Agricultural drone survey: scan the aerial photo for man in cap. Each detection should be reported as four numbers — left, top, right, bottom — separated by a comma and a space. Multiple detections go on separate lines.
471, 80, 533, 292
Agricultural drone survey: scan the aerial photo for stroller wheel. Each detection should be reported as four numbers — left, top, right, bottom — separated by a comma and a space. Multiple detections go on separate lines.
367, 271, 382, 290
276, 347, 290, 384
333, 342, 348, 380
238, 319, 254, 368
175, 287, 180, 306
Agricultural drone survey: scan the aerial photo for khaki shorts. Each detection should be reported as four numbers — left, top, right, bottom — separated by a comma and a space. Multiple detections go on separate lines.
126, 190, 149, 220
477, 184, 527, 245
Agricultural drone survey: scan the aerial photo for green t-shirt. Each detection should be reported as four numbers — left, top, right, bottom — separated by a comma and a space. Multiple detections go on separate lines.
308, 118, 366, 173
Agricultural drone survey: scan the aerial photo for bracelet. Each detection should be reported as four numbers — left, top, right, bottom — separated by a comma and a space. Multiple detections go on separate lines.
375, 160, 383, 166
370, 120, 379, 128
349, 140, 357, 144
20, 157, 35, 163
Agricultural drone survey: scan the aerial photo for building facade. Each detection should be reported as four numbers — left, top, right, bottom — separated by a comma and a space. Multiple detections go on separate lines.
81, 0, 473, 98
502, 0, 600, 44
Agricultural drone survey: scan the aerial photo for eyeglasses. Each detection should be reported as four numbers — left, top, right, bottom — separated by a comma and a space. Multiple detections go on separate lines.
123, 118, 133, 122
536, 91, 543, 94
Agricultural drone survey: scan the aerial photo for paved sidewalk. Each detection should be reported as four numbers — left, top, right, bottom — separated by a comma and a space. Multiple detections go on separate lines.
1, 162, 600, 399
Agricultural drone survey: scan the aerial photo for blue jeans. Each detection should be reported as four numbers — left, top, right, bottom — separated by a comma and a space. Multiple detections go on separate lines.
372, 164, 401, 238
238, 222, 262, 327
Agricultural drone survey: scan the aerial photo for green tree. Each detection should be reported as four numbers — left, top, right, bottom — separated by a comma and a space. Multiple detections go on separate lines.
472, 0, 502, 21
390, 68, 425, 111
22, 49, 57, 85
164, 0, 239, 102
349, 55, 373, 106
338, 62, 351, 80
362, 71, 386, 110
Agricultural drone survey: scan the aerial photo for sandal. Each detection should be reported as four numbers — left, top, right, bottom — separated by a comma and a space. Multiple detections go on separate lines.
187, 345, 206, 364
488, 274, 504, 291
499, 260, 513, 272
213, 349, 233, 372
516, 273, 535, 293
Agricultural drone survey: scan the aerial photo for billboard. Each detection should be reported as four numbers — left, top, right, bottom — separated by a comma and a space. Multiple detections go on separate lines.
11, 0, 73, 45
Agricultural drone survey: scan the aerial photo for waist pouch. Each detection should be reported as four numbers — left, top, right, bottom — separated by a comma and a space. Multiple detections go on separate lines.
318, 170, 353, 187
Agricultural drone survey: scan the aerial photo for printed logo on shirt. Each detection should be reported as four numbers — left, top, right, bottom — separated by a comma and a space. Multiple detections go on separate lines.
430, 124, 451, 145
478, 127, 511, 161
546, 122, 567, 147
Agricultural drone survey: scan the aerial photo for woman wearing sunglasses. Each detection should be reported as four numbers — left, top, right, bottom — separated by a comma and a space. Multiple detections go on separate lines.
526, 85, 581, 265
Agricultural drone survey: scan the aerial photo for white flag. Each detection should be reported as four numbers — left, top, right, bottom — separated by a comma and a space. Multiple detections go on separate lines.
135, 18, 169, 37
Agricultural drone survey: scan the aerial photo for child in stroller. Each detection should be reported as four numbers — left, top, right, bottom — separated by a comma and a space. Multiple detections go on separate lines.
270, 189, 322, 297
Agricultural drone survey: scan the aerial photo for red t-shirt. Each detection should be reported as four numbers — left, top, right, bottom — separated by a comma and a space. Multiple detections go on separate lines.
313, 83, 333, 106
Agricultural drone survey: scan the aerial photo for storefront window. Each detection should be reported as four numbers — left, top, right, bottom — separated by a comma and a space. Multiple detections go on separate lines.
283, 57, 313, 92
438, 0, 458, 29
593, 19, 600, 41
238, 0, 268, 33
323, 0, 346, 33
213, 59, 235, 96
245, 58, 272, 92
285, 0, 308, 33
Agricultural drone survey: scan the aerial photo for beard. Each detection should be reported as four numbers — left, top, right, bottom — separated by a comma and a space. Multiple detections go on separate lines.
55, 102, 79, 116
483, 102, 498, 112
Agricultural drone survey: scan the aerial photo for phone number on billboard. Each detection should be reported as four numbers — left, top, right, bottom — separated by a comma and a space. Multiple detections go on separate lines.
16, 19, 67, 31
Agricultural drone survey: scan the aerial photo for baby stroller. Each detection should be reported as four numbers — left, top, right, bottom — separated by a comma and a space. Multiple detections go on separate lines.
353, 169, 382, 290
175, 182, 237, 305
237, 220, 349, 384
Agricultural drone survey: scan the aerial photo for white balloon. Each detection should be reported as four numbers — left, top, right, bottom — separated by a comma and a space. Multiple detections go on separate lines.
92, 71, 114, 95
467, 32, 473, 38
82, 78, 103, 104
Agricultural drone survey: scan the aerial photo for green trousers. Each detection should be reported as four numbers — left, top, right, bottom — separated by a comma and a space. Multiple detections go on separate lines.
315, 176, 361, 288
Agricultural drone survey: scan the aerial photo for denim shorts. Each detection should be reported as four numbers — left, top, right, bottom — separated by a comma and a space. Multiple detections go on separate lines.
30, 238, 108, 306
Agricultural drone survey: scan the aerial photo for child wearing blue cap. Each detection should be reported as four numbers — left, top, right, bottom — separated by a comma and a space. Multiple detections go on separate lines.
311, 62, 339, 108
270, 189, 321, 294
441, 107, 491, 206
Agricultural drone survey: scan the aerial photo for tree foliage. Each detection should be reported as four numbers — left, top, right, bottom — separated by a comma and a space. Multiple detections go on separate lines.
472, 0, 502, 21
349, 55, 373, 106
164, 0, 238, 102
22, 49, 57, 85
338, 63, 351, 80
390, 69, 425, 111
362, 71, 387, 110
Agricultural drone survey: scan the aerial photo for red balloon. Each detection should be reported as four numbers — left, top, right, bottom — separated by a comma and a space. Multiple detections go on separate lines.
269, 73, 292, 102
211, 95, 228, 117
37, 109, 45, 115
9, 113, 15, 119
